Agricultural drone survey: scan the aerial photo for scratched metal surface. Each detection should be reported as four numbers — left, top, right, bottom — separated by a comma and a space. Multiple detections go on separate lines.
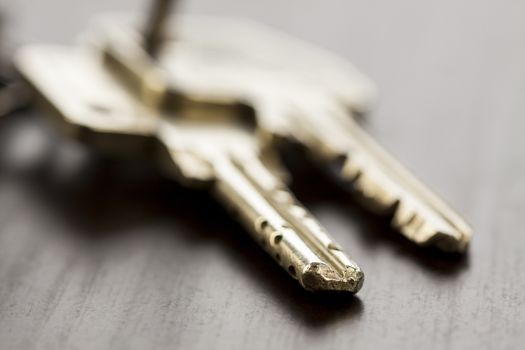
0, 1, 524, 349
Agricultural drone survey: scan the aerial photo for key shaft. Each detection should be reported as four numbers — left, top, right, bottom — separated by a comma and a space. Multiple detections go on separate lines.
279, 93, 472, 251
211, 154, 363, 291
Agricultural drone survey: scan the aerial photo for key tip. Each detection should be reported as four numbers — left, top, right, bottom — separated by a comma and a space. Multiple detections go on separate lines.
300, 262, 364, 293
426, 229, 471, 253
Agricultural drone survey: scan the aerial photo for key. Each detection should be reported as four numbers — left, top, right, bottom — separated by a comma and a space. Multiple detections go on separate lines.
88, 14, 472, 252
14, 45, 364, 293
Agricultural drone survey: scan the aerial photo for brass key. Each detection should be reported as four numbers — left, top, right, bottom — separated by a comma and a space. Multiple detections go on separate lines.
88, 14, 471, 252
15, 45, 364, 293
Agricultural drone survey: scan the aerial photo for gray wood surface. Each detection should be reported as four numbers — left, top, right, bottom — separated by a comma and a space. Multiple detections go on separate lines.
1, 1, 524, 349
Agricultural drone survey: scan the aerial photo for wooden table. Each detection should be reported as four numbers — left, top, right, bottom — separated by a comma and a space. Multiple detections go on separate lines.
1, 1, 524, 349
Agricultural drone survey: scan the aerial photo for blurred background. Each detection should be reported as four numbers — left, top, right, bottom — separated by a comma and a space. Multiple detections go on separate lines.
0, 1, 524, 350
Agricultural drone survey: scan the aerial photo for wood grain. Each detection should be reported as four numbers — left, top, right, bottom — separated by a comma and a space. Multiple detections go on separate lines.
1, 1, 524, 349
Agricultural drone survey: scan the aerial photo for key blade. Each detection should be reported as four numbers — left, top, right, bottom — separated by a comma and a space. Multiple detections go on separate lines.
292, 98, 472, 252
212, 154, 364, 292
342, 118, 472, 252
155, 101, 364, 292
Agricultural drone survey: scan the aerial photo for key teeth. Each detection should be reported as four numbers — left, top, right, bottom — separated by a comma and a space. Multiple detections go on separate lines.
300, 262, 364, 293
396, 217, 472, 253
393, 204, 472, 253
340, 155, 473, 253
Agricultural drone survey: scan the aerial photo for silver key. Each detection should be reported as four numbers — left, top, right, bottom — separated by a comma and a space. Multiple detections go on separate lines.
15, 45, 364, 293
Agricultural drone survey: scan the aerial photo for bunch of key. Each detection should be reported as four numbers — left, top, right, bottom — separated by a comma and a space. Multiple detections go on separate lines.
13, 0, 471, 294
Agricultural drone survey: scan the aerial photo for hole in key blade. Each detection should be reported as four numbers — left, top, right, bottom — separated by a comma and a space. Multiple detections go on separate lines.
255, 217, 269, 233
